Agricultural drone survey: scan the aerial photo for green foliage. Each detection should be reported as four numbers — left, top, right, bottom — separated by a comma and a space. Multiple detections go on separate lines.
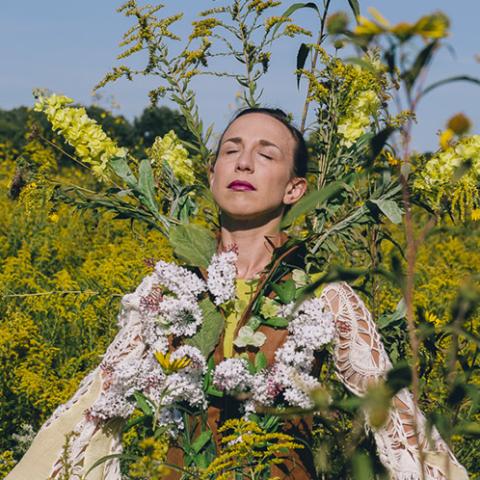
0, 140, 173, 459
186, 298, 225, 357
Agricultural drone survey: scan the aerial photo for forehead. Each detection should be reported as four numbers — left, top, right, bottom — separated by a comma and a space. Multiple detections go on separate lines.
222, 113, 295, 156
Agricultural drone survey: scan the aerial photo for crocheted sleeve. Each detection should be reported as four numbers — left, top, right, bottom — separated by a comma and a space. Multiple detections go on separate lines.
319, 282, 469, 480
6, 275, 154, 480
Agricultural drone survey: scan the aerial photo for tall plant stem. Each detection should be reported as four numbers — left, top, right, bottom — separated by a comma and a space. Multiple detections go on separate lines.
399, 113, 425, 480
300, 0, 331, 133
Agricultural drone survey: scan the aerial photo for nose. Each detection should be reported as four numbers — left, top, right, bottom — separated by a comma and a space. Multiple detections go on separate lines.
234, 148, 254, 173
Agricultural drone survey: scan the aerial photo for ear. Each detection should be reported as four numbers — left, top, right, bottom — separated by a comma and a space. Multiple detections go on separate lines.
208, 160, 215, 188
283, 177, 307, 205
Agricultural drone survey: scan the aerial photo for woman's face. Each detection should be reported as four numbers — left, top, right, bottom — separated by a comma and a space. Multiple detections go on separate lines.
209, 113, 306, 222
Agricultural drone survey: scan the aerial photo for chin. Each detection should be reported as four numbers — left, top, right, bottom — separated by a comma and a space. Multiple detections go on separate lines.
220, 204, 285, 225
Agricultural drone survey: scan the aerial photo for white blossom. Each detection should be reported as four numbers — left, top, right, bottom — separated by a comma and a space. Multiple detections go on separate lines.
274, 338, 315, 372
207, 250, 237, 305
171, 345, 207, 375
287, 297, 335, 350
251, 369, 282, 406
157, 408, 184, 437
277, 301, 296, 318
154, 260, 207, 298
157, 296, 204, 337
213, 358, 253, 394
162, 372, 206, 409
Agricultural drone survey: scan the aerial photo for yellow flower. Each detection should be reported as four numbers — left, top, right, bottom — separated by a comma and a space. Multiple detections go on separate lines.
284, 24, 312, 38
385, 151, 400, 167
391, 22, 416, 42
129, 436, 170, 480
447, 113, 471, 136
439, 128, 455, 150
190, 18, 221, 39
260, 297, 280, 319
354, 9, 386, 37
248, 0, 281, 14
471, 209, 480, 221
338, 89, 380, 147
154, 351, 192, 374
425, 311, 442, 326
413, 12, 450, 40
265, 16, 290, 32
148, 130, 195, 185
34, 94, 126, 180
48, 213, 60, 223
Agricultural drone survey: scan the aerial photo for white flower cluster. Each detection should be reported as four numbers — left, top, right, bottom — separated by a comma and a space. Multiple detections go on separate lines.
89, 354, 166, 421
214, 296, 335, 411
155, 260, 208, 298
90, 345, 207, 422
156, 296, 204, 338
213, 358, 253, 394
88, 252, 237, 427
90, 249, 335, 429
207, 249, 237, 305
285, 298, 335, 351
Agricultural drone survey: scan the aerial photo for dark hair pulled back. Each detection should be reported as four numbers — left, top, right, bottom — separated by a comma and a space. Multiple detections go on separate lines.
214, 107, 308, 178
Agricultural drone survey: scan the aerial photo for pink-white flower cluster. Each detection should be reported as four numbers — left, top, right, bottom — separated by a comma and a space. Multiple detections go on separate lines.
214, 296, 335, 411
207, 250, 237, 305
213, 358, 253, 394
88, 252, 238, 426
89, 248, 335, 430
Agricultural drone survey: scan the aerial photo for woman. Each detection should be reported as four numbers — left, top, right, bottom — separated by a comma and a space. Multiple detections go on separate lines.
6, 108, 468, 480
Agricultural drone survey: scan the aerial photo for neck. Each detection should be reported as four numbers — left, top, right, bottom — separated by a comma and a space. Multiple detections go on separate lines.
218, 213, 286, 280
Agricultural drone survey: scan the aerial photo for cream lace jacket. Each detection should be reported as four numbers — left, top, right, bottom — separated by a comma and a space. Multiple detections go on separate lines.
6, 281, 469, 480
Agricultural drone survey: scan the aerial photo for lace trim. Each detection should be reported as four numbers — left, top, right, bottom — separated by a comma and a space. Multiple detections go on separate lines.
320, 281, 468, 480
43, 275, 156, 478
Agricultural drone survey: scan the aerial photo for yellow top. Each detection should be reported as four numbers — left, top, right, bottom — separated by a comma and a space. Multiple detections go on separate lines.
223, 278, 259, 357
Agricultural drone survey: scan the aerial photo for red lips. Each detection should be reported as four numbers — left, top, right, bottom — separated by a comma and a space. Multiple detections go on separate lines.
227, 180, 256, 191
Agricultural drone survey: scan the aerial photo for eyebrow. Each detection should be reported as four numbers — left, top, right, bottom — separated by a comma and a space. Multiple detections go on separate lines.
222, 136, 281, 151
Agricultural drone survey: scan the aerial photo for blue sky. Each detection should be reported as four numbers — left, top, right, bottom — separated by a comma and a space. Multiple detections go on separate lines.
1, 1, 479, 151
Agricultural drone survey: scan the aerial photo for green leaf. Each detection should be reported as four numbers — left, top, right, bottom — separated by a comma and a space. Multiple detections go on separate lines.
169, 224, 216, 268
186, 298, 224, 357
347, 0, 360, 20
84, 453, 138, 478
455, 421, 480, 437
206, 385, 224, 397
344, 57, 377, 72
385, 362, 412, 394
263, 317, 290, 328
273, 3, 319, 37
191, 431, 212, 454
402, 41, 438, 93
370, 199, 403, 224
138, 159, 159, 213
133, 391, 153, 416
367, 127, 395, 165
124, 414, 148, 431
352, 452, 374, 480
421, 75, 480, 98
272, 279, 296, 304
255, 352, 267, 372
296, 43, 310, 88
280, 181, 343, 228
109, 156, 138, 189
377, 298, 406, 328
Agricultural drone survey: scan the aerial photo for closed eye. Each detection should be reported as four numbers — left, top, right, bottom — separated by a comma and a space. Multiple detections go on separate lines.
260, 153, 273, 160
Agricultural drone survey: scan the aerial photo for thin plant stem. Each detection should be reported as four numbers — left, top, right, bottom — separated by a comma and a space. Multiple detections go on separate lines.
300, 0, 331, 133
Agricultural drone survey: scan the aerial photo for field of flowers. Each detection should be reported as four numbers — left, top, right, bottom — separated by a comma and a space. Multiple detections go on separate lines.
1, 1, 480, 478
